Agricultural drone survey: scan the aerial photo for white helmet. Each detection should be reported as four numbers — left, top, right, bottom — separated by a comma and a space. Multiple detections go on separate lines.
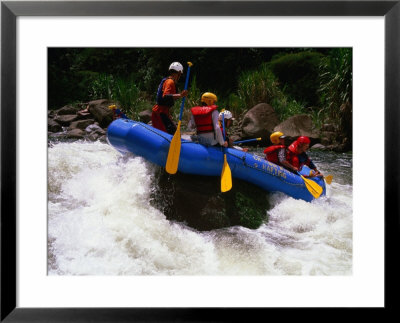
219, 110, 235, 121
169, 62, 184, 73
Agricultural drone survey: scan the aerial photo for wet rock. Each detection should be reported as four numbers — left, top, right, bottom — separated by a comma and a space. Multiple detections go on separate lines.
274, 114, 320, 146
87, 132, 101, 141
76, 112, 95, 121
48, 132, 67, 141
151, 169, 269, 231
274, 114, 319, 138
310, 143, 327, 150
54, 114, 78, 126
87, 99, 114, 128
69, 119, 96, 130
138, 110, 152, 124
98, 135, 107, 143
66, 128, 86, 139
240, 103, 280, 140
56, 105, 80, 115
85, 124, 105, 134
48, 118, 62, 132
48, 110, 56, 118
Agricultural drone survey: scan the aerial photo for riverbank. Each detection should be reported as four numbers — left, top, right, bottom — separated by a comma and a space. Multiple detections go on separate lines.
48, 99, 352, 152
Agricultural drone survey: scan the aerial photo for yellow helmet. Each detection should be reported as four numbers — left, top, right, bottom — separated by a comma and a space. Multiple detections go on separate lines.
201, 92, 217, 106
270, 131, 285, 144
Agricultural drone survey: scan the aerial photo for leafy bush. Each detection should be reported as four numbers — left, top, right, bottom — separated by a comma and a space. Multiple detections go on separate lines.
89, 73, 114, 100
235, 63, 309, 121
185, 75, 202, 108
237, 63, 283, 109
318, 48, 352, 123
269, 51, 324, 107
221, 93, 245, 118
89, 74, 150, 120
271, 97, 307, 121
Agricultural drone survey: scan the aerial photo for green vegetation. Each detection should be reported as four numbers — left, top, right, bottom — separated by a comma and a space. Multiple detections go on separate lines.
48, 48, 351, 130
318, 48, 352, 123
89, 74, 151, 120
269, 51, 324, 107
236, 63, 282, 110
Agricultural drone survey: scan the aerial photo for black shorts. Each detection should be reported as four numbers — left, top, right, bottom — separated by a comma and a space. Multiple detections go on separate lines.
160, 113, 177, 135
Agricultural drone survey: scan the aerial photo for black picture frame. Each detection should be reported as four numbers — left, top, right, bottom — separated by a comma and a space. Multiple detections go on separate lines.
1, 1, 398, 321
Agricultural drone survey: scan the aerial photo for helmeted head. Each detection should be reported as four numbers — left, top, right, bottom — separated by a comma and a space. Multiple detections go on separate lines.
201, 92, 218, 106
168, 62, 184, 74
296, 136, 311, 152
218, 110, 235, 121
270, 131, 286, 144
297, 136, 311, 145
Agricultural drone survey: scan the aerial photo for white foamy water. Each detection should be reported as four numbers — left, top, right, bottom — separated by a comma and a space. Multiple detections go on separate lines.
48, 141, 352, 275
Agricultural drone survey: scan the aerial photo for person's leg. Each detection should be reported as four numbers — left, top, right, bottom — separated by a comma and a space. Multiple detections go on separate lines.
160, 113, 177, 135
151, 112, 167, 132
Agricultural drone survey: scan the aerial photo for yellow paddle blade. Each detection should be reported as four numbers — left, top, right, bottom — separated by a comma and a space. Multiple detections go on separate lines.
301, 175, 323, 199
221, 154, 232, 192
165, 121, 182, 174
325, 175, 333, 185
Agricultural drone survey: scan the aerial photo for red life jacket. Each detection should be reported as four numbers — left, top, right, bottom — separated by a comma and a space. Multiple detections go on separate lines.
287, 142, 300, 168
191, 105, 218, 134
264, 145, 285, 164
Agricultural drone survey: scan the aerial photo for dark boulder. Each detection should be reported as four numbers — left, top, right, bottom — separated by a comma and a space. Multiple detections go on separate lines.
69, 119, 96, 130
138, 110, 152, 124
87, 99, 114, 128
66, 128, 86, 139
56, 105, 80, 115
85, 124, 105, 135
151, 169, 269, 231
310, 143, 327, 150
274, 114, 320, 145
54, 114, 78, 126
48, 118, 62, 132
240, 103, 280, 140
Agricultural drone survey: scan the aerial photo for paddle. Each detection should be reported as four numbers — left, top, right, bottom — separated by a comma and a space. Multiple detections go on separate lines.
233, 137, 262, 145
297, 171, 323, 199
308, 169, 333, 185
221, 113, 232, 192
324, 175, 333, 185
165, 62, 193, 174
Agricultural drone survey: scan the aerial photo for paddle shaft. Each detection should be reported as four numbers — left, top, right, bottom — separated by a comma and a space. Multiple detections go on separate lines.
233, 138, 261, 144
178, 64, 192, 121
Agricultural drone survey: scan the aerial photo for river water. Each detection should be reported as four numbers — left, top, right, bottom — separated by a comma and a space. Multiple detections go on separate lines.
48, 140, 352, 276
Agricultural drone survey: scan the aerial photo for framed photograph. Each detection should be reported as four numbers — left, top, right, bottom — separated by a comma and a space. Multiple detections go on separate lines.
2, 0, 398, 321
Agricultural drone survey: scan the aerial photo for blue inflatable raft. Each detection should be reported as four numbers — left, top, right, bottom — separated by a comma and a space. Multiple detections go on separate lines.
107, 118, 326, 202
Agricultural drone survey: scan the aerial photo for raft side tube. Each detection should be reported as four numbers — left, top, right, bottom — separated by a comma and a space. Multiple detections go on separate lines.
106, 119, 325, 202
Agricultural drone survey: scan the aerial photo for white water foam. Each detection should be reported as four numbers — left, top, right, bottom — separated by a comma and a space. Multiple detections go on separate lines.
48, 141, 352, 275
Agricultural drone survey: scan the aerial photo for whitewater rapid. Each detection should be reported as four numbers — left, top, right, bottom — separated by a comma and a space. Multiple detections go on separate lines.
48, 141, 352, 275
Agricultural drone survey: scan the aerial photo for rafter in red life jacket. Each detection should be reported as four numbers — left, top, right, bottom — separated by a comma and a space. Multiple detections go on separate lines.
191, 105, 218, 134
264, 145, 285, 164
